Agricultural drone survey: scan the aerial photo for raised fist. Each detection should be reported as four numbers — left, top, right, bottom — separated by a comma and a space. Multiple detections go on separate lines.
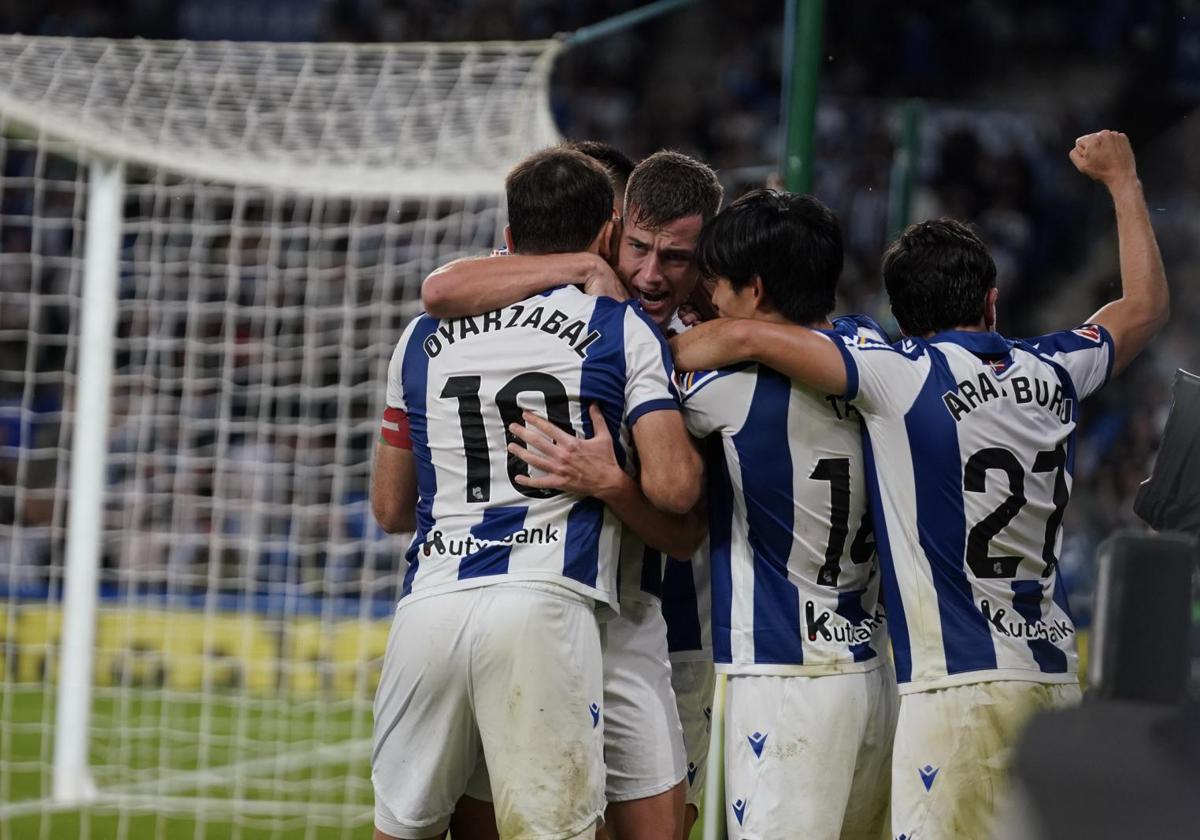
1069, 130, 1137, 189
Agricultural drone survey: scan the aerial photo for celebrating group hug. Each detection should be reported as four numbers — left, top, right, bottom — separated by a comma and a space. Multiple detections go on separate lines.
367, 129, 1168, 840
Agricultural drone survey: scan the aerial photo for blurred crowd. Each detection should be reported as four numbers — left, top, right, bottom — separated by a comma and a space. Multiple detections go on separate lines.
2, 0, 1199, 619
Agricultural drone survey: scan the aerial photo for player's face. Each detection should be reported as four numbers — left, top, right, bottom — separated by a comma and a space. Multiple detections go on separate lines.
710, 276, 757, 319
616, 210, 703, 327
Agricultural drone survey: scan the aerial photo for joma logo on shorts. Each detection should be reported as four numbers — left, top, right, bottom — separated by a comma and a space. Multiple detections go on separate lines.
421, 526, 561, 557
978, 599, 1074, 642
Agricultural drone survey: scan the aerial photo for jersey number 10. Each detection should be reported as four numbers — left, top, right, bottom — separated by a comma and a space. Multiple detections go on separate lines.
441, 372, 574, 503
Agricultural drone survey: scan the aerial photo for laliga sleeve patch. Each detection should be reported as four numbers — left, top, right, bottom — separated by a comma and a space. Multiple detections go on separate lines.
380, 406, 412, 449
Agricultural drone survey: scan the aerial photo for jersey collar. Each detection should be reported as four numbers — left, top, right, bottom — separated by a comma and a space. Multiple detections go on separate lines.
927, 329, 1013, 356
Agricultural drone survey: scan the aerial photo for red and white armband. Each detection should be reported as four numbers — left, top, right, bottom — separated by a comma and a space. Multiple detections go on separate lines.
380, 406, 412, 449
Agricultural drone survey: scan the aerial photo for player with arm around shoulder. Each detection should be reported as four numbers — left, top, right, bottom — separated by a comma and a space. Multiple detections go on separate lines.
678, 189, 897, 839
423, 147, 724, 840
669, 131, 1168, 839
369, 147, 699, 840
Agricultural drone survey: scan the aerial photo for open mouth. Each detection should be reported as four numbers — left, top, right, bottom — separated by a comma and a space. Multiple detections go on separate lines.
635, 288, 671, 306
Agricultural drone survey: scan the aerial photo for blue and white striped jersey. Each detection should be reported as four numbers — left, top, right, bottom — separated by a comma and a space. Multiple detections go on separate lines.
680, 315, 889, 676
661, 538, 712, 662
832, 324, 1114, 693
660, 310, 709, 657
618, 308, 695, 608
386, 286, 679, 609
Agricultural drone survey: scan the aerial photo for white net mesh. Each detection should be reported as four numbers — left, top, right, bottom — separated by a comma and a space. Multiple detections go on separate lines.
0, 35, 562, 195
0, 33, 562, 839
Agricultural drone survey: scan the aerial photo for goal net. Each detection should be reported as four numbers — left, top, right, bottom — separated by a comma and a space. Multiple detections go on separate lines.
0, 34, 562, 838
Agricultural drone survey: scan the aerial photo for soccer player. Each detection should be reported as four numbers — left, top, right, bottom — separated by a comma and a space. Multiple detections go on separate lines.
681, 189, 896, 837
370, 146, 700, 840
669, 130, 1169, 838
422, 149, 723, 840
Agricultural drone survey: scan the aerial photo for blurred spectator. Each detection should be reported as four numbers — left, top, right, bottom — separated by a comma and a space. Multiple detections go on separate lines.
0, 0, 1194, 617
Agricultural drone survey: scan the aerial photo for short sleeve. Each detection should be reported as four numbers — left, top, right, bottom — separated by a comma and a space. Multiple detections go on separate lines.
622, 304, 681, 427
678, 366, 753, 437
385, 319, 421, 411
833, 333, 931, 417
386, 336, 410, 412
1023, 324, 1114, 400
380, 319, 425, 448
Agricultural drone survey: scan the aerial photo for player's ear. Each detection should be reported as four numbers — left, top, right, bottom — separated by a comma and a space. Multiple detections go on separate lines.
752, 276, 766, 308
503, 225, 515, 253
593, 217, 616, 260
604, 213, 622, 264
984, 287, 999, 330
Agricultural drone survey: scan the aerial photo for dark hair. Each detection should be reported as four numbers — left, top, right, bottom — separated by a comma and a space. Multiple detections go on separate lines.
696, 189, 843, 325
882, 219, 997, 335
505, 147, 614, 255
564, 140, 636, 194
624, 150, 723, 230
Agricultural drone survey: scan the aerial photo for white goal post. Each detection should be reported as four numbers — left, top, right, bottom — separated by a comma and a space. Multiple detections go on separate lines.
0, 34, 561, 836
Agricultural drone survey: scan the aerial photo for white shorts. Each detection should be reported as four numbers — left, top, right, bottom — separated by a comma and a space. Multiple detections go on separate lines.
602, 598, 687, 802
372, 582, 606, 840
670, 658, 715, 809
724, 662, 898, 840
891, 680, 1081, 840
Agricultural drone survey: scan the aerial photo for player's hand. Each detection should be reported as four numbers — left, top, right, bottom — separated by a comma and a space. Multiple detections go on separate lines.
682, 277, 719, 324
1070, 130, 1138, 191
582, 255, 630, 303
507, 404, 624, 498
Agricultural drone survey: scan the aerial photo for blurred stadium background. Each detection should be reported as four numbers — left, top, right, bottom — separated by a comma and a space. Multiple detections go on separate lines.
0, 1, 1197, 839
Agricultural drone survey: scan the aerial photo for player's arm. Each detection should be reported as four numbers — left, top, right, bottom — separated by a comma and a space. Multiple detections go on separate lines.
370, 438, 416, 534
1071, 130, 1169, 376
628, 408, 702, 515
508, 405, 706, 557
670, 318, 849, 395
421, 252, 626, 318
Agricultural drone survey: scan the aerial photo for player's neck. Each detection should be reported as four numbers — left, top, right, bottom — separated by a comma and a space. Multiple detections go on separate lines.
918, 320, 993, 339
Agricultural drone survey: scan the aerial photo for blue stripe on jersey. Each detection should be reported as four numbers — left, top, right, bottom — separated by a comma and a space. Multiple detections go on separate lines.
631, 301, 680, 403
663, 555, 703, 653
563, 499, 603, 588
627, 398, 679, 427
906, 346, 997, 674
457, 506, 527, 580
707, 436, 734, 664
1051, 572, 1074, 624
579, 300, 628, 466
862, 428, 911, 681
1041, 353, 1080, 628
835, 589, 879, 663
564, 301, 627, 587
401, 317, 440, 596
640, 546, 663, 599
1010, 579, 1068, 673
732, 368, 805, 665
